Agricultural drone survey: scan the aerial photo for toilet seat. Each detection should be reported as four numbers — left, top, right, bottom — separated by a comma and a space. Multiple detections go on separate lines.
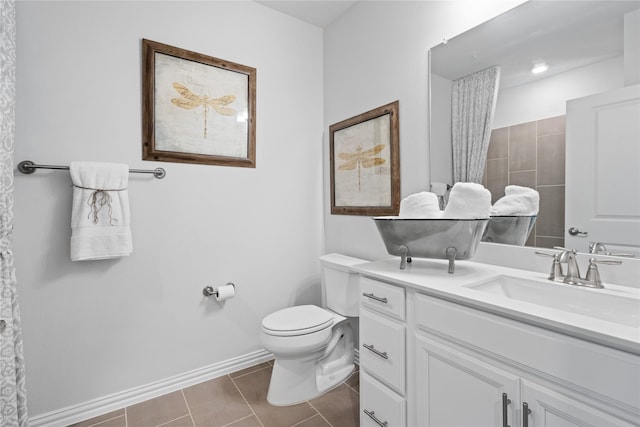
262, 305, 334, 337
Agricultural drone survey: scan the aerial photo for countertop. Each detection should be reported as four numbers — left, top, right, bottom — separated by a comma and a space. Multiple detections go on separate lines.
353, 257, 640, 355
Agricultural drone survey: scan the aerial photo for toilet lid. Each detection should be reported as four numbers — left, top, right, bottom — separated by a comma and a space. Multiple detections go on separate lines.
262, 305, 334, 336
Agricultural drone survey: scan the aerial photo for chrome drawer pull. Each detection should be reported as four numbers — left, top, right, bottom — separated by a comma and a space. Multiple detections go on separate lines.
363, 292, 388, 303
502, 393, 511, 427
522, 402, 532, 427
363, 409, 388, 427
363, 343, 388, 359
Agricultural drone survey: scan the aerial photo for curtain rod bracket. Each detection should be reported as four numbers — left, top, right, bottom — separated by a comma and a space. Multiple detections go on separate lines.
17, 160, 37, 174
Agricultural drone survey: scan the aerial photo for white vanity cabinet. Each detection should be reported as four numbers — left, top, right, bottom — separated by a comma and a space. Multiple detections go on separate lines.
359, 277, 407, 427
415, 335, 634, 427
356, 267, 640, 427
414, 293, 638, 427
415, 335, 520, 426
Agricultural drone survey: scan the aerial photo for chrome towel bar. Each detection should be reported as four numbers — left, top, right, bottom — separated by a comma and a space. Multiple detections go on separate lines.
17, 160, 166, 179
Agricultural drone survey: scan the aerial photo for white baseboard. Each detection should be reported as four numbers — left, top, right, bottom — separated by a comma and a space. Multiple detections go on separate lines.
29, 349, 274, 427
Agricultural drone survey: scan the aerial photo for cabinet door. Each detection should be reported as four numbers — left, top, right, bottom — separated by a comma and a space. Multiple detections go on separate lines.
416, 335, 519, 427
521, 380, 636, 427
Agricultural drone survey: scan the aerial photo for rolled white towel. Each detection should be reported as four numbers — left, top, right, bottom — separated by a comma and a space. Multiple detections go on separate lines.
491, 185, 539, 216
399, 191, 443, 218
442, 182, 492, 219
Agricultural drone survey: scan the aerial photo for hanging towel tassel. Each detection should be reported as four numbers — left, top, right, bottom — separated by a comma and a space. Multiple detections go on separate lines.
74, 185, 125, 226
87, 189, 115, 225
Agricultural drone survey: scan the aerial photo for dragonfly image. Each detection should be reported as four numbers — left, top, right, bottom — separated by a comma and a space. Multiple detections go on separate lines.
171, 82, 237, 138
338, 144, 386, 191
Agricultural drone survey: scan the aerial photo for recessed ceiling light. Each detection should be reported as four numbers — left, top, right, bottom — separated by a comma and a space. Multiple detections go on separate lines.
531, 63, 548, 74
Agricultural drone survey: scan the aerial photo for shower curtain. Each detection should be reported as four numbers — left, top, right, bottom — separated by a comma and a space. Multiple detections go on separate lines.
0, 0, 28, 425
451, 66, 501, 184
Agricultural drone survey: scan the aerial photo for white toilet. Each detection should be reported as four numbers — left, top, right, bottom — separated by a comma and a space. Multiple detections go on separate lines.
260, 253, 365, 406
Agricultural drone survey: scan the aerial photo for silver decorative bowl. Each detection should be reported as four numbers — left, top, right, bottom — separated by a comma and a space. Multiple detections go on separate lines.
481, 215, 537, 246
373, 217, 489, 273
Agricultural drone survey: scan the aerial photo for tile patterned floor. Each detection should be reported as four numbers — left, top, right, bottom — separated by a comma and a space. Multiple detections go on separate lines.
70, 362, 360, 427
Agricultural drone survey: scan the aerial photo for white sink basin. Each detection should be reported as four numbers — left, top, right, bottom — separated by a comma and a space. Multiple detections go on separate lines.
465, 275, 640, 328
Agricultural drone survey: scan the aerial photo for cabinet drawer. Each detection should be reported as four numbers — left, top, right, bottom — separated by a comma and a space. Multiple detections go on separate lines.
361, 371, 406, 427
360, 308, 405, 394
360, 277, 405, 321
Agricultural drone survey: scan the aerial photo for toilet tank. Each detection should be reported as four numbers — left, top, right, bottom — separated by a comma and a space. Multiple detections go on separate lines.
319, 253, 367, 317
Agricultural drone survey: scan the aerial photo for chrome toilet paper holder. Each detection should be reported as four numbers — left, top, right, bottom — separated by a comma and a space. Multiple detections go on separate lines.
202, 282, 235, 297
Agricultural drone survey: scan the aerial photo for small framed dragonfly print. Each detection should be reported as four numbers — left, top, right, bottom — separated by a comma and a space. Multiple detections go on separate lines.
329, 101, 400, 216
142, 39, 256, 168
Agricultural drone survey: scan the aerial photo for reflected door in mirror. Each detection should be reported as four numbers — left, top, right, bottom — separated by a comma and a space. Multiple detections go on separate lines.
566, 84, 640, 254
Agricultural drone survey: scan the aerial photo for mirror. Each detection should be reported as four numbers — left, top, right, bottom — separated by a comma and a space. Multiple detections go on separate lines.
429, 0, 640, 254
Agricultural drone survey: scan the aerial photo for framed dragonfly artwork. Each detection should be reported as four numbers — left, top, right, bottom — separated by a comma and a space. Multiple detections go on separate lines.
142, 39, 256, 167
329, 101, 400, 215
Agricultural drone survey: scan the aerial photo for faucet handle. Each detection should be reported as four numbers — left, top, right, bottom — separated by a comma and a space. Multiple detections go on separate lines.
584, 257, 622, 288
536, 247, 570, 259
588, 257, 623, 265
535, 251, 564, 281
534, 251, 555, 258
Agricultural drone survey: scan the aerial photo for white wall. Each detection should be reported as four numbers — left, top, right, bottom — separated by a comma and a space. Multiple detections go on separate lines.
14, 1, 323, 418
322, 0, 527, 261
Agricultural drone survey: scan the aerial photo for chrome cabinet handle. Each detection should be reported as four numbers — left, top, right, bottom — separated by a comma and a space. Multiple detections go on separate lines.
363, 409, 388, 427
523, 402, 532, 427
362, 292, 388, 303
363, 343, 388, 359
502, 393, 511, 427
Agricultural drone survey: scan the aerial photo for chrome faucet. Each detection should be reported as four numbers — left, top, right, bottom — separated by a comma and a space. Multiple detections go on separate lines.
536, 247, 622, 288
559, 249, 581, 285
588, 241, 636, 257
589, 242, 608, 254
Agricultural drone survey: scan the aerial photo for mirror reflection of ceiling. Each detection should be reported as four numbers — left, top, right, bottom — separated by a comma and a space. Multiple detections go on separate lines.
431, 1, 640, 89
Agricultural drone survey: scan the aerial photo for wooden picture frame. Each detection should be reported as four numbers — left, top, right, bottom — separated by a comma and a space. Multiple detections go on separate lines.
329, 101, 400, 216
142, 39, 256, 168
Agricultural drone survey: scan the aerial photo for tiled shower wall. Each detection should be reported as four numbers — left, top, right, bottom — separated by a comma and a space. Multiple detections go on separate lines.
483, 115, 566, 249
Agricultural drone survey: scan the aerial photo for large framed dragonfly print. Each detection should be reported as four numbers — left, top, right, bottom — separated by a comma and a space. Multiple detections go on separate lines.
142, 39, 256, 168
329, 101, 400, 216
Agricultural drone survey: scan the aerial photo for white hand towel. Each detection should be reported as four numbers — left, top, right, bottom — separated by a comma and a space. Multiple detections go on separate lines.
69, 161, 132, 261
490, 185, 539, 216
399, 191, 443, 218
442, 182, 492, 219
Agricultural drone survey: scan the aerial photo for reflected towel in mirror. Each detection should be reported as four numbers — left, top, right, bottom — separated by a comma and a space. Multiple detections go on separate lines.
491, 185, 539, 216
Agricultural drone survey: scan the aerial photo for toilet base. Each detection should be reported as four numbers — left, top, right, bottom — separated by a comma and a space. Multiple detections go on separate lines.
266, 324, 355, 406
